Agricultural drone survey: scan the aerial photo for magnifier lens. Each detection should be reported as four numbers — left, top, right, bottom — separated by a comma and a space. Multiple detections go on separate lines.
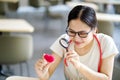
60, 39, 69, 48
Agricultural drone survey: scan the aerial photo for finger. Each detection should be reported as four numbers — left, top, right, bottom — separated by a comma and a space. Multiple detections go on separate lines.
35, 61, 43, 71
69, 58, 81, 69
38, 60, 52, 70
66, 49, 73, 53
66, 53, 77, 59
67, 52, 77, 56
69, 58, 76, 66
64, 50, 73, 57
35, 59, 48, 71
35, 59, 44, 67
42, 62, 52, 73
37, 59, 43, 64
43, 63, 51, 70
66, 50, 77, 56
42, 53, 45, 59
35, 63, 44, 72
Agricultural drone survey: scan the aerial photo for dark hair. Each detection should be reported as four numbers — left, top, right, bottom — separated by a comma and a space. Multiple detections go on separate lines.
67, 5, 98, 29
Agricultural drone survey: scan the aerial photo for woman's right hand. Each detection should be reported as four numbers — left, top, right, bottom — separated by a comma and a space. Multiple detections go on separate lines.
35, 58, 52, 80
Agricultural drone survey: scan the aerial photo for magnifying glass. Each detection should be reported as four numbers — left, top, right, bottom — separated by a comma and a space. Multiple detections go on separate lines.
59, 38, 70, 52
59, 37, 72, 67
59, 35, 71, 51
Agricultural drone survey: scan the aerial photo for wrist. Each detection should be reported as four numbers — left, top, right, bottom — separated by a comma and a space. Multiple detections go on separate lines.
76, 62, 82, 71
39, 72, 50, 80
40, 78, 49, 80
40, 79, 48, 80
39, 75, 49, 80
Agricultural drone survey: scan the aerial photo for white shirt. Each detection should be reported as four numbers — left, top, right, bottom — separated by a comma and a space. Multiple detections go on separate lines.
50, 33, 119, 80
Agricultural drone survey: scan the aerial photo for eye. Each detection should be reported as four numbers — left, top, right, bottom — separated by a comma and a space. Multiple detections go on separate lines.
79, 31, 88, 38
66, 30, 76, 37
79, 31, 88, 35
69, 30, 75, 34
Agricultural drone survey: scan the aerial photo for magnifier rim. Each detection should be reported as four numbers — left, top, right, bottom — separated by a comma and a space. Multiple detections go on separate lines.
59, 38, 69, 49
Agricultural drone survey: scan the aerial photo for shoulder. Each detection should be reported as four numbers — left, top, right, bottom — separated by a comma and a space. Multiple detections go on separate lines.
96, 33, 115, 48
97, 33, 114, 43
96, 33, 119, 58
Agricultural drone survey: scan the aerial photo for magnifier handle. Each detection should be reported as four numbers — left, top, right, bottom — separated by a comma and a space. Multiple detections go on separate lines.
64, 48, 69, 67
66, 48, 68, 52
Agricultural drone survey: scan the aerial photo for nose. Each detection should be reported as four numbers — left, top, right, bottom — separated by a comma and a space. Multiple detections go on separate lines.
75, 33, 79, 37
74, 33, 81, 40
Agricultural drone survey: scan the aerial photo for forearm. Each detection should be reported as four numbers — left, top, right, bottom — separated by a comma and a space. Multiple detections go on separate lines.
77, 63, 109, 80
38, 63, 58, 80
38, 74, 49, 80
38, 69, 55, 80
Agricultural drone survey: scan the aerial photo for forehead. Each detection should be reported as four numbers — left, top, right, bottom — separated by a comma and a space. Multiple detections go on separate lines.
69, 19, 90, 31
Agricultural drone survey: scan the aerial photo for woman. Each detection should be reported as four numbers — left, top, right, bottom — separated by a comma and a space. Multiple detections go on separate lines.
35, 5, 118, 80
6, 5, 119, 80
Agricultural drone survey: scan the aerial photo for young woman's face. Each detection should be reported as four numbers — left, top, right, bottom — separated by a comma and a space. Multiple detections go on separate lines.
68, 19, 95, 48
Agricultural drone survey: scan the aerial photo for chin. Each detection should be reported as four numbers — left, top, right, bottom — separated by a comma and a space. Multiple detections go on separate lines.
75, 44, 85, 49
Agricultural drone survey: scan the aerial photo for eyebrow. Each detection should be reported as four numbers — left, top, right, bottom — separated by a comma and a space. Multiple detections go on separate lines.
69, 28, 87, 32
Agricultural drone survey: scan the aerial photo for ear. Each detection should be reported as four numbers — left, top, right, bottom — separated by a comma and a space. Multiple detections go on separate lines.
93, 27, 98, 33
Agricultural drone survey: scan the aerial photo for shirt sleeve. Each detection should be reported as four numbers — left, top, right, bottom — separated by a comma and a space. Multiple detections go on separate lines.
101, 34, 119, 59
50, 34, 67, 57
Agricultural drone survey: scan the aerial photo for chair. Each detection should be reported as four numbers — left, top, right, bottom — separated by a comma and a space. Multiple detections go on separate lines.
97, 21, 114, 37
114, 5, 120, 14
0, 1, 19, 17
0, 34, 33, 77
47, 4, 70, 33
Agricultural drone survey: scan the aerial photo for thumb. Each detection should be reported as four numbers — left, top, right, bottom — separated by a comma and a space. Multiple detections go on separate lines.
45, 62, 52, 70
67, 48, 73, 52
71, 50, 78, 55
69, 58, 76, 66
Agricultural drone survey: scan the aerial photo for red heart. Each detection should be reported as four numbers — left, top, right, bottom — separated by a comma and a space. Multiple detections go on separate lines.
44, 53, 55, 63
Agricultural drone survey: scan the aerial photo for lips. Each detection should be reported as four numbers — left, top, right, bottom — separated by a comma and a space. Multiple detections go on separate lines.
43, 53, 55, 63
74, 41, 81, 45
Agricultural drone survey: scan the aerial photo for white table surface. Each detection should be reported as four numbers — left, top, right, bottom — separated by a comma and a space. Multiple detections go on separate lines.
85, 0, 120, 5
66, 1, 99, 11
0, 19, 34, 33
97, 13, 120, 22
6, 76, 39, 80
0, 0, 18, 3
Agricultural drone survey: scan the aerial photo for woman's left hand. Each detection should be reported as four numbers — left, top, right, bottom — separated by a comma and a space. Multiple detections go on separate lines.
65, 50, 81, 69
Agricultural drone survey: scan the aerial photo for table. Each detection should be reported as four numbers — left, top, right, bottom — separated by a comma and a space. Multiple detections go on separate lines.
6, 76, 39, 80
85, 0, 120, 5
96, 13, 120, 36
97, 13, 120, 22
66, 1, 99, 11
0, 0, 19, 16
0, 0, 18, 3
85, 0, 120, 13
0, 19, 34, 76
0, 19, 34, 33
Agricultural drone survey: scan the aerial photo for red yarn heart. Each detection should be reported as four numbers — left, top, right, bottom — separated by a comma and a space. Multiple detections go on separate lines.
44, 53, 55, 63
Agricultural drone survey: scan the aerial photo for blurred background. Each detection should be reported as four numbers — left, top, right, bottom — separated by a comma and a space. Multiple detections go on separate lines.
0, 0, 120, 80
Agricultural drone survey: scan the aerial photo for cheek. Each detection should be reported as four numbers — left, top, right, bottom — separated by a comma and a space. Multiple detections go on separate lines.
81, 33, 93, 42
85, 35, 93, 43
70, 37, 73, 41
